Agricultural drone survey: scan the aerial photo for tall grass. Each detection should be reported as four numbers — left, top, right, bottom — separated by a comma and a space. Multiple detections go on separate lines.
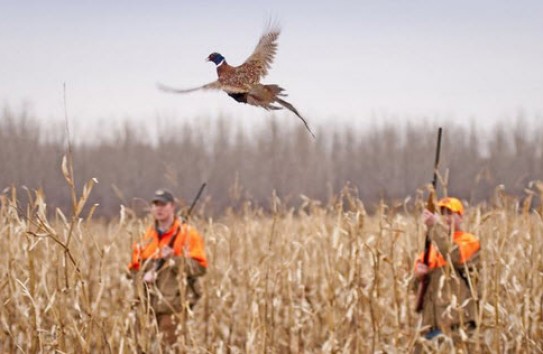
1, 178, 542, 352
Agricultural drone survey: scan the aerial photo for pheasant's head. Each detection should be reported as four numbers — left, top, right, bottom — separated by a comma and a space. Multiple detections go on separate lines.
207, 52, 225, 66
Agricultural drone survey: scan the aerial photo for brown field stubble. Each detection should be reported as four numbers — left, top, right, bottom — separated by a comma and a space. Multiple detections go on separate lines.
0, 187, 542, 353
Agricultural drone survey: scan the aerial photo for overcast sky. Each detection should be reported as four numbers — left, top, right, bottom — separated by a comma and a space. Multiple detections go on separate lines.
1, 0, 542, 136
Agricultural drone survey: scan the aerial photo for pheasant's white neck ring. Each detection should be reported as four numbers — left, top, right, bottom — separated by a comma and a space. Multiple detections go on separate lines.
216, 60, 225, 67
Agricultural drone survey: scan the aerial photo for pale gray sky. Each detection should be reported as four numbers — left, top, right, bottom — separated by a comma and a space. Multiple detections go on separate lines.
1, 0, 542, 136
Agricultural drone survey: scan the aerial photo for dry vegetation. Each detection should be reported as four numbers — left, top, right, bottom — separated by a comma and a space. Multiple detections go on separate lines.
1, 169, 542, 352
2, 108, 543, 217
2, 108, 543, 352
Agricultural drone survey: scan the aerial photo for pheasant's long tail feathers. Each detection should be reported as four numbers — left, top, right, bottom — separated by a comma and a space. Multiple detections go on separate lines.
264, 84, 284, 97
276, 97, 316, 139
246, 84, 315, 138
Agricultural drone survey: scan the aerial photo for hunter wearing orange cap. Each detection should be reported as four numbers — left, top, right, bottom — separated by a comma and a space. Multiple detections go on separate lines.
414, 197, 481, 348
128, 189, 208, 347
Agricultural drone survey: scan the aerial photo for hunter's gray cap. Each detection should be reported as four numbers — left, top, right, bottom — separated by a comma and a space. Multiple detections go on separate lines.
151, 189, 175, 204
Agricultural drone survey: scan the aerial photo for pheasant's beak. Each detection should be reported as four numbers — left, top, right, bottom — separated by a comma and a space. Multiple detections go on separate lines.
205, 56, 210, 62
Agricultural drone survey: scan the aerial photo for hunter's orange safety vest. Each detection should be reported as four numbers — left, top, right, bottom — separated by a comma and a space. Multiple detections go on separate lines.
128, 218, 208, 271
415, 231, 480, 269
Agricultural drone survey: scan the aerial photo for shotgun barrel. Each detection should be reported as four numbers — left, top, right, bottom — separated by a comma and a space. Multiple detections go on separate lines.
415, 127, 442, 312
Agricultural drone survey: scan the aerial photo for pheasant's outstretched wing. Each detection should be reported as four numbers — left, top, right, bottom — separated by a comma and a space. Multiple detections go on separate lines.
157, 81, 249, 95
240, 26, 280, 80
157, 81, 222, 94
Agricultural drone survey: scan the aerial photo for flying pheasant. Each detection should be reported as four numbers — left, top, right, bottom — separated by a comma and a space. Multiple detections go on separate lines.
158, 26, 315, 138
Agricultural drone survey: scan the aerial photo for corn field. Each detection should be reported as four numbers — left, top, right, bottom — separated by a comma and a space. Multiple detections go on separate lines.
1, 159, 542, 353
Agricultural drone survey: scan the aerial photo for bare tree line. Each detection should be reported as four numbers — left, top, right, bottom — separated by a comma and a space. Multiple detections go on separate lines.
1, 108, 542, 217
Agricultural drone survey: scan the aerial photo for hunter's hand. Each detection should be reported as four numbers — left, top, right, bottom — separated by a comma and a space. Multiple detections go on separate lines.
422, 209, 439, 227
414, 262, 429, 278
143, 270, 157, 283
161, 246, 174, 258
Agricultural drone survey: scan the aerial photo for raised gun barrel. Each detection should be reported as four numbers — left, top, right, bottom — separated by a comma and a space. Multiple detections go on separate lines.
415, 127, 442, 313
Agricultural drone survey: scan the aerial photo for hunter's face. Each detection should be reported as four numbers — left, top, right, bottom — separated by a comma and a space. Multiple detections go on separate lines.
441, 207, 462, 229
151, 201, 175, 222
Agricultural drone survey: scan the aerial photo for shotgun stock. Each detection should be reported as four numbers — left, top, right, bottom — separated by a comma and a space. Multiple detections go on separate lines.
415, 128, 442, 313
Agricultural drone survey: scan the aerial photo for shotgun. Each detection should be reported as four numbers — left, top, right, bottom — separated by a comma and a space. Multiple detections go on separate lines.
154, 182, 207, 271
415, 127, 442, 313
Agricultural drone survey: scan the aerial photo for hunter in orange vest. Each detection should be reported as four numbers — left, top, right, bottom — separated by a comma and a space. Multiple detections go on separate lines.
128, 189, 208, 347
128, 218, 208, 272
414, 197, 481, 349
